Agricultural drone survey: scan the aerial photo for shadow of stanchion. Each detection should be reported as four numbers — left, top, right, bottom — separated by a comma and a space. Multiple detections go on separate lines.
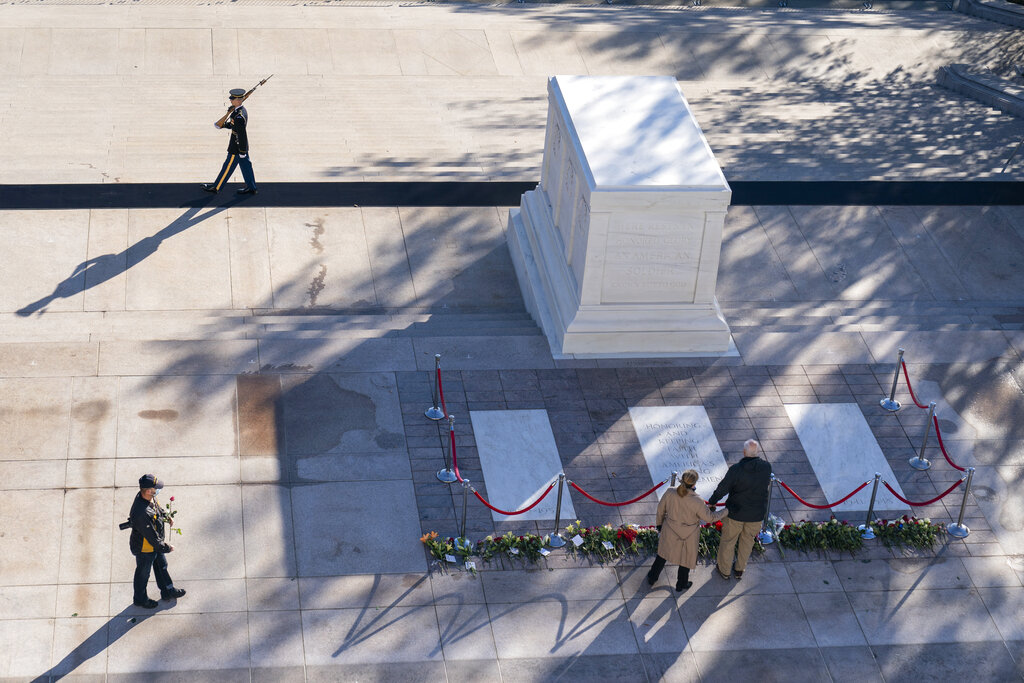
15, 199, 240, 317
33, 604, 171, 682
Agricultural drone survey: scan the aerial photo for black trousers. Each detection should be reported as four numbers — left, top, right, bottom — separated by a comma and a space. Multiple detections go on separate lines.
647, 555, 690, 586
134, 551, 173, 602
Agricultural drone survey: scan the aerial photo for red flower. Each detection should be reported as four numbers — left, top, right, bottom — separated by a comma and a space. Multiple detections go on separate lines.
714, 521, 723, 530
169, 496, 175, 502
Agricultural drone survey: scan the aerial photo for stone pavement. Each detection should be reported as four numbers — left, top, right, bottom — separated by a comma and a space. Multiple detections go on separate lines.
1, 2, 1023, 184
2, 1, 1024, 681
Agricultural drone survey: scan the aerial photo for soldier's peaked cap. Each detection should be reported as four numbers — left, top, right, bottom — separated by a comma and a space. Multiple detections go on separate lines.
229, 88, 246, 98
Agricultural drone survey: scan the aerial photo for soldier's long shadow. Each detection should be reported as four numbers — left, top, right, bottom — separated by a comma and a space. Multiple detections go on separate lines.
16, 200, 239, 317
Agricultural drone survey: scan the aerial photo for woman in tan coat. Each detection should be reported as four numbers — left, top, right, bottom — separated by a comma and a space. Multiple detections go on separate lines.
647, 469, 727, 591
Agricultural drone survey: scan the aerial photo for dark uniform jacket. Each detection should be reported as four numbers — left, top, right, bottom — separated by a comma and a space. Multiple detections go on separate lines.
708, 457, 773, 523
222, 106, 249, 155
129, 492, 170, 556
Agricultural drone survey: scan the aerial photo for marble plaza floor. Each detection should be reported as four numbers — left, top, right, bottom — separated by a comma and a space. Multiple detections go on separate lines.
2, 0, 1024, 681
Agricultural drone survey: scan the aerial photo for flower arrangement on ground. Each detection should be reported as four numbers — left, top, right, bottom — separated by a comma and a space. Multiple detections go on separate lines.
870, 516, 943, 549
776, 517, 862, 555
420, 514, 945, 569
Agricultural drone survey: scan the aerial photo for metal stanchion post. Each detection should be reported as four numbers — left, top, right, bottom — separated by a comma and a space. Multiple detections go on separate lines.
909, 402, 936, 471
548, 474, 567, 548
425, 354, 444, 421
858, 473, 881, 539
437, 414, 458, 483
947, 467, 974, 538
757, 474, 776, 545
670, 471, 678, 488
459, 479, 470, 543
880, 348, 904, 412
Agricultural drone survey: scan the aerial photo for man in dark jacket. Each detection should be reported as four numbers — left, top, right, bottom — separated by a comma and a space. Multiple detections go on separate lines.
129, 474, 185, 608
707, 439, 772, 580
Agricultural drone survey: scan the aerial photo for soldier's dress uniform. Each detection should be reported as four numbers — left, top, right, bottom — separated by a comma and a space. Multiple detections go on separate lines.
203, 88, 258, 195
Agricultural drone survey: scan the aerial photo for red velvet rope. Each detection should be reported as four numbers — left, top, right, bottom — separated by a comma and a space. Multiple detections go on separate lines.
569, 480, 665, 507
882, 478, 964, 507
449, 425, 463, 482
900, 360, 930, 409
932, 415, 967, 472
472, 483, 555, 516
778, 479, 870, 509
436, 366, 448, 418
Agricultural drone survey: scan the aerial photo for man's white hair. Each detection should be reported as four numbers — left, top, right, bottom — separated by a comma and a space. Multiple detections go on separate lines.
743, 439, 760, 457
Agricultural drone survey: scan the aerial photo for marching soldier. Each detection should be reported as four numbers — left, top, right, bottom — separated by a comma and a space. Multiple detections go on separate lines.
202, 88, 258, 195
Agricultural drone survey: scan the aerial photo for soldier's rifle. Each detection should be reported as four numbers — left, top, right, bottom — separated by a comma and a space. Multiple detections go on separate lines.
214, 74, 273, 128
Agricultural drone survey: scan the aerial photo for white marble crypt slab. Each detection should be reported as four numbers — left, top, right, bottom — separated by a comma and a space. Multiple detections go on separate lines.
629, 406, 728, 502
785, 403, 907, 512
470, 410, 575, 522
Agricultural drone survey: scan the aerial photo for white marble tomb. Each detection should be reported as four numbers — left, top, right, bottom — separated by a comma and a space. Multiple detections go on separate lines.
469, 410, 576, 522
630, 406, 729, 502
507, 75, 733, 356
785, 403, 908, 512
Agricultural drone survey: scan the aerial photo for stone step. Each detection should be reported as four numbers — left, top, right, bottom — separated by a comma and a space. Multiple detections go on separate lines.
0, 309, 540, 342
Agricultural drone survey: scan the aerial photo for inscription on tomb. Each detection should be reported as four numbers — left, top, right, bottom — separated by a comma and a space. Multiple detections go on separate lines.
556, 160, 577, 251
602, 220, 703, 304
569, 193, 589, 287
542, 117, 562, 198
630, 406, 729, 502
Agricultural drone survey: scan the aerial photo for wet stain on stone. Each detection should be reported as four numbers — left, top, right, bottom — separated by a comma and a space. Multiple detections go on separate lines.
261, 363, 314, 373
283, 375, 376, 454
138, 409, 178, 421
72, 400, 109, 423
375, 431, 405, 449
402, 575, 426, 588
306, 219, 325, 254
237, 375, 282, 456
307, 264, 327, 307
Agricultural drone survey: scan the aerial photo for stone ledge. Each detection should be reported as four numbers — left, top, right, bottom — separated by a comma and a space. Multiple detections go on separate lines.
953, 0, 1024, 27
937, 64, 1024, 119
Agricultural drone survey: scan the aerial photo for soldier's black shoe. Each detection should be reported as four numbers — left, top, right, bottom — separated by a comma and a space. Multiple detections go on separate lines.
161, 588, 186, 600
201, 184, 217, 193
237, 187, 258, 195
133, 598, 159, 609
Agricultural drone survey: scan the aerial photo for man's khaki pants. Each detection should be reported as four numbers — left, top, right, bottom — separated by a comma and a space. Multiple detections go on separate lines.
717, 517, 761, 576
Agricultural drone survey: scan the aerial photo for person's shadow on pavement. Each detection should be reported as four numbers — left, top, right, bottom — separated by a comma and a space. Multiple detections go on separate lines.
16, 202, 236, 317
33, 602, 174, 682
